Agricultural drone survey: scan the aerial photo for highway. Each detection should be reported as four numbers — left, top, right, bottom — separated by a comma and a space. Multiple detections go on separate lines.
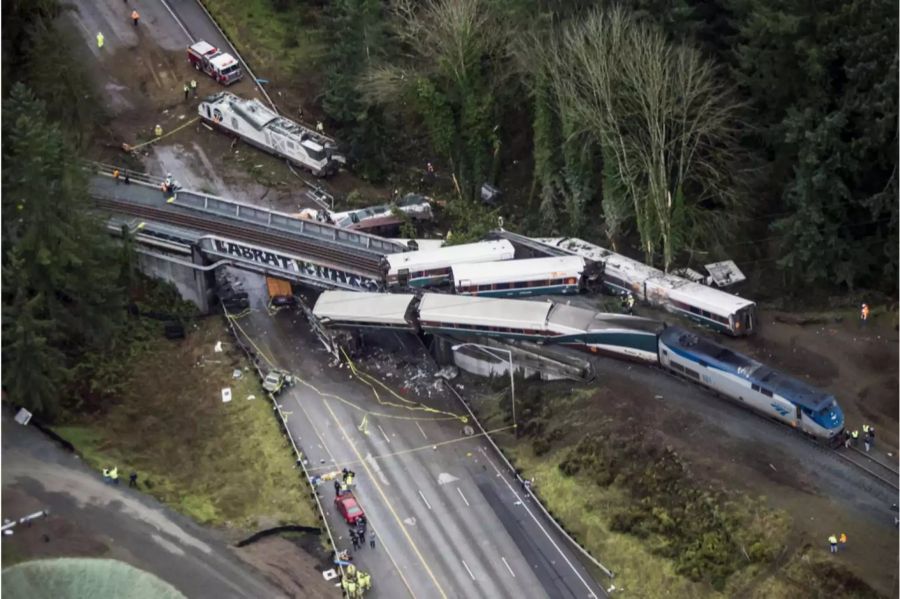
69, 0, 608, 596
229, 271, 605, 598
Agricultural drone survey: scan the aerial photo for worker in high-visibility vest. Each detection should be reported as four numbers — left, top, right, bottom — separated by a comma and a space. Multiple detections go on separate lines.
131, 10, 140, 26
110, 467, 119, 485
860, 303, 870, 325
96, 32, 105, 49
358, 571, 371, 591
154, 124, 163, 137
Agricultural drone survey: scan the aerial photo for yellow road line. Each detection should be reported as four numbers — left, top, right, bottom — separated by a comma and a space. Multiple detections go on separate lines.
322, 400, 448, 599
293, 397, 418, 599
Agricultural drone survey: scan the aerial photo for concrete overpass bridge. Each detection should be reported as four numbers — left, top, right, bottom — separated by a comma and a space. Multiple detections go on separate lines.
88, 163, 407, 310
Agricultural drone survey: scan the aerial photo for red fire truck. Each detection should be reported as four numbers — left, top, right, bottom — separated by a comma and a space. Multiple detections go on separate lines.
187, 41, 243, 86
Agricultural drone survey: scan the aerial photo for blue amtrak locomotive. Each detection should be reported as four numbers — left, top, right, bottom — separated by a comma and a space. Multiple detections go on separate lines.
657, 327, 844, 441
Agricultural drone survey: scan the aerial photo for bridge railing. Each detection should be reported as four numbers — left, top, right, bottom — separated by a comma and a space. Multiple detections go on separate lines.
85, 161, 407, 257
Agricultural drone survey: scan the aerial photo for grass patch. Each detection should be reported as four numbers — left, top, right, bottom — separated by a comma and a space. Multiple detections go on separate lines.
748, 544, 883, 599
509, 444, 719, 598
54, 317, 316, 531
201, 0, 325, 79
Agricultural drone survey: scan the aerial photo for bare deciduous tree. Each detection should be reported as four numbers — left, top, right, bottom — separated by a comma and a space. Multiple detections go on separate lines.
364, 0, 509, 201
548, 7, 742, 270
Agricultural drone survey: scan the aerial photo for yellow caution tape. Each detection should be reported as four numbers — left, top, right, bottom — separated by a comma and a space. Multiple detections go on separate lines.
223, 307, 466, 423
125, 116, 200, 152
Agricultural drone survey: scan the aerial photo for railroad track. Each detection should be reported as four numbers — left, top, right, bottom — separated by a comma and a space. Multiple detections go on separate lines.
92, 197, 383, 276
834, 446, 900, 491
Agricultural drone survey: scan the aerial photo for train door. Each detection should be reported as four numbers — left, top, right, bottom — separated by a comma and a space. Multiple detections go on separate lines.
397, 269, 409, 287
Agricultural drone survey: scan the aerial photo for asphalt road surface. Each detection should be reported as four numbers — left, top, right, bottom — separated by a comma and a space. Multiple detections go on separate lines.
228, 270, 607, 599
1, 413, 284, 598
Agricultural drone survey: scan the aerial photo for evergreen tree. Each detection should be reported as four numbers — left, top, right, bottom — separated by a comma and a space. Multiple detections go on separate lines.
730, 0, 898, 290
322, 0, 389, 180
2, 84, 126, 417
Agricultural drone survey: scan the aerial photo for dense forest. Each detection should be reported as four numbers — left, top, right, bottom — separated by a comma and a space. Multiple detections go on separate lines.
321, 0, 898, 294
1, 0, 896, 417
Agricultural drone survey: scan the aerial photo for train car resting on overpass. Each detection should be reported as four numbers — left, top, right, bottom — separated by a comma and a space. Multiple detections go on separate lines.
311, 291, 663, 363
88, 164, 408, 291
311, 291, 418, 330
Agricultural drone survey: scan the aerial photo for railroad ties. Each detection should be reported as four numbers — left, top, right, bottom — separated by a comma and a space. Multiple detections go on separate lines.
87, 169, 407, 291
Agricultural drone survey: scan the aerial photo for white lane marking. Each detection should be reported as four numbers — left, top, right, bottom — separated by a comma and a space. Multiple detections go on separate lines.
377, 424, 391, 444
501, 557, 516, 578
416, 421, 428, 439
462, 560, 476, 581
158, 0, 196, 43
417, 490, 432, 511
456, 487, 470, 507
365, 452, 390, 486
479, 448, 598, 599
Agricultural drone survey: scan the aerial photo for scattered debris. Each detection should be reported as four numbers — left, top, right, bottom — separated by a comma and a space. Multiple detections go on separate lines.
221, 388, 232, 403
435, 366, 459, 380
214, 341, 223, 353
246, 395, 256, 401
233, 368, 243, 379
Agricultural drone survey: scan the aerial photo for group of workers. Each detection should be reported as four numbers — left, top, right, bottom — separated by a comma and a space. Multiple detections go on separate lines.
102, 467, 139, 487
340, 564, 372, 598
95, 7, 141, 49
349, 515, 370, 550
843, 424, 877, 452
827, 532, 848, 553
335, 468, 356, 497
183, 80, 198, 101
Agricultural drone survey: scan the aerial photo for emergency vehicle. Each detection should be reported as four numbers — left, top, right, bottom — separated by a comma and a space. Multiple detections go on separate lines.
187, 41, 243, 85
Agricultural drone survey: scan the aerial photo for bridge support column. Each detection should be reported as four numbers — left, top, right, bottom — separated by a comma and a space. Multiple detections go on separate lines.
191, 244, 217, 314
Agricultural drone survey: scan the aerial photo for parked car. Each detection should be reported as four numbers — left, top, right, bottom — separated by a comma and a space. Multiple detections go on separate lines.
334, 492, 365, 525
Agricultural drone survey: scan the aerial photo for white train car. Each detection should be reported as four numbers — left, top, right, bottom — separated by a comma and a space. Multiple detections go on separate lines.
330, 195, 433, 233
451, 256, 588, 297
198, 92, 345, 177
658, 327, 844, 440
312, 291, 418, 330
383, 240, 515, 288
536, 237, 756, 336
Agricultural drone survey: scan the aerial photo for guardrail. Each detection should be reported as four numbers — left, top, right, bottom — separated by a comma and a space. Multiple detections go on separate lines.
85, 162, 406, 257
221, 306, 346, 589
441, 379, 615, 581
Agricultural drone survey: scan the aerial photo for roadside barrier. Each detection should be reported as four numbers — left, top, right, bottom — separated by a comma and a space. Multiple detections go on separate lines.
220, 304, 345, 583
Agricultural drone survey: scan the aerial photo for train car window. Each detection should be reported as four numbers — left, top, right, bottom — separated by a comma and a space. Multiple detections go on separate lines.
689, 306, 701, 315
760, 388, 773, 397
751, 384, 760, 392
685, 368, 700, 380
698, 360, 708, 368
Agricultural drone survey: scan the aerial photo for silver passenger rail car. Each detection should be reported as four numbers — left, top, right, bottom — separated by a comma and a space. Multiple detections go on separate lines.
536, 237, 757, 336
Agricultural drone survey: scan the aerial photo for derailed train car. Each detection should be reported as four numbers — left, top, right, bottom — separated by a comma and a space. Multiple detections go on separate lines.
312, 291, 844, 441
535, 237, 757, 336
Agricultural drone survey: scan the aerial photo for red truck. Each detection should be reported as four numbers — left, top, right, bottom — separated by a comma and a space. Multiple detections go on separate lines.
187, 41, 243, 86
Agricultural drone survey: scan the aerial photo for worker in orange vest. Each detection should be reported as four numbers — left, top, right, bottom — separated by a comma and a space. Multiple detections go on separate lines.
131, 10, 140, 26
860, 303, 870, 326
